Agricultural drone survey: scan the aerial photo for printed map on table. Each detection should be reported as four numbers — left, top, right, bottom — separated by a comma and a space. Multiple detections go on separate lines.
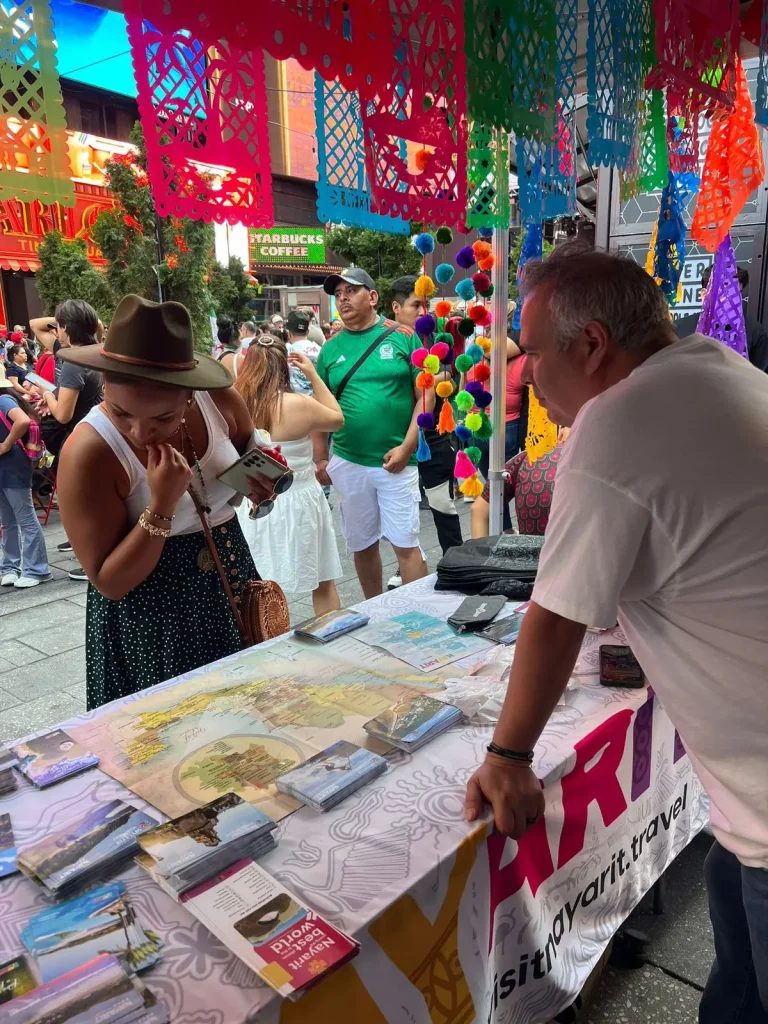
355, 612, 493, 672
69, 637, 444, 822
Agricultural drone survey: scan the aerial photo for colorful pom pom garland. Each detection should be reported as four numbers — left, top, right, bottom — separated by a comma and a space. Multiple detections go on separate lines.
414, 275, 436, 300
435, 263, 455, 285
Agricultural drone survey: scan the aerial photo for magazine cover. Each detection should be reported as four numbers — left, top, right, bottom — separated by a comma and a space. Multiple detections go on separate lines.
293, 608, 370, 642
19, 800, 157, 891
0, 813, 18, 877
0, 955, 36, 1004
364, 694, 462, 744
181, 859, 358, 998
276, 741, 386, 805
21, 882, 163, 981
13, 729, 98, 788
137, 793, 275, 876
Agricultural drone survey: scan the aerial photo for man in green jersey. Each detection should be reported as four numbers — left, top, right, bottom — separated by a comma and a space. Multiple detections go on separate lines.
314, 268, 428, 598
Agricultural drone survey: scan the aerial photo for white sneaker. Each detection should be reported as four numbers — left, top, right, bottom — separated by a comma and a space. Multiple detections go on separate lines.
13, 575, 53, 589
1, 572, 18, 586
387, 569, 403, 590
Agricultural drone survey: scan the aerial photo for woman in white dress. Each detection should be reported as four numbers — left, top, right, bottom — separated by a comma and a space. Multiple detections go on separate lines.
235, 337, 344, 615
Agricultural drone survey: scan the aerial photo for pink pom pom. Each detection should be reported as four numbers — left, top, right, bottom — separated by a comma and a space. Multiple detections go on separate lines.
411, 347, 429, 368
454, 450, 476, 479
430, 341, 450, 361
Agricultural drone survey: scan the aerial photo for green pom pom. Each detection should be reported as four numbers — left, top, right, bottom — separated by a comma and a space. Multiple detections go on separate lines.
480, 284, 495, 298
465, 412, 482, 432
455, 390, 474, 411
434, 332, 452, 345
475, 411, 494, 439
458, 318, 476, 337
423, 354, 440, 373
465, 445, 482, 466
435, 226, 453, 245
454, 354, 473, 373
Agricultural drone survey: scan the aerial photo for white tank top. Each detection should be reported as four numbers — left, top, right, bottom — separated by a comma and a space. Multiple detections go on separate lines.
79, 391, 239, 536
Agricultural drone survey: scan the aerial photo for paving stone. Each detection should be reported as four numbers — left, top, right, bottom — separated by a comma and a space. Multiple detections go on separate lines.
22, 618, 86, 656
0, 691, 85, 744
0, 647, 86, 702
0, 599, 85, 641
0, 577, 85, 615
66, 593, 89, 608
0, 639, 47, 667
584, 964, 701, 1023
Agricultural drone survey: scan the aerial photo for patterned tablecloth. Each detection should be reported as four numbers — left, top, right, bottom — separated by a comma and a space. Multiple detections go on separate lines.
0, 577, 707, 1024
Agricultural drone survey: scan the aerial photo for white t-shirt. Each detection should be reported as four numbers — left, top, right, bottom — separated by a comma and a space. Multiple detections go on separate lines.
533, 334, 768, 867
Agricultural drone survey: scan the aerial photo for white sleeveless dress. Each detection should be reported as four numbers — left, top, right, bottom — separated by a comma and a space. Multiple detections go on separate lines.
237, 435, 342, 597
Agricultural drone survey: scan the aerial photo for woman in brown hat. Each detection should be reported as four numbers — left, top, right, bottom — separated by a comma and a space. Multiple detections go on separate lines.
56, 295, 277, 708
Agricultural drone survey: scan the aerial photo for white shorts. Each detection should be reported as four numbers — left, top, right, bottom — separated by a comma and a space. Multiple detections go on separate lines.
327, 455, 421, 553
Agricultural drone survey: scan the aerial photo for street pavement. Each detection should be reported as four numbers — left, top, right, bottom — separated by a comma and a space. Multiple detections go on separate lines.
0, 496, 714, 1021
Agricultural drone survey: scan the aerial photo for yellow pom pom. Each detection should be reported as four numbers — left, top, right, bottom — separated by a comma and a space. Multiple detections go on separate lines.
459, 474, 484, 498
465, 412, 482, 431
414, 274, 436, 299
423, 354, 440, 373
415, 371, 435, 389
436, 380, 454, 399
478, 336, 492, 353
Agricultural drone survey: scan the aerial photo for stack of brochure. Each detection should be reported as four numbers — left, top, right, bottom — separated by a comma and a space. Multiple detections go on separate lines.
181, 859, 359, 999
21, 882, 163, 982
276, 740, 387, 812
4, 954, 169, 1024
18, 799, 158, 895
293, 608, 370, 643
136, 793, 277, 899
364, 693, 463, 752
13, 729, 99, 788
0, 954, 35, 1004
0, 749, 18, 794
0, 813, 17, 878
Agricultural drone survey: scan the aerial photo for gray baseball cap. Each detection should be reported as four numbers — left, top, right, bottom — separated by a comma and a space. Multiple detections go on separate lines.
323, 267, 376, 295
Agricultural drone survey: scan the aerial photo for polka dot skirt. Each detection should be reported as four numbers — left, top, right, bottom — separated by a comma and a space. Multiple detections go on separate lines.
86, 516, 259, 710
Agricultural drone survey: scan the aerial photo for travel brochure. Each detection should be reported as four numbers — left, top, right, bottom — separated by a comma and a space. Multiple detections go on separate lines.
293, 608, 370, 643
0, 747, 18, 794
478, 609, 528, 645
181, 858, 359, 999
4, 953, 169, 1024
13, 729, 99, 788
18, 799, 158, 894
0, 955, 36, 1005
355, 611, 492, 672
0, 812, 18, 877
276, 740, 387, 812
363, 693, 463, 752
136, 793, 278, 898
21, 882, 163, 983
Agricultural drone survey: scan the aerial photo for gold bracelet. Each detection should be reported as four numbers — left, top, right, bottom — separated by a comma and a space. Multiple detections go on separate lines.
138, 513, 171, 539
144, 506, 175, 522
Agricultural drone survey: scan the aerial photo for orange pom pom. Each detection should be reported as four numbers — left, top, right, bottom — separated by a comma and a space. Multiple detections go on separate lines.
472, 240, 492, 260
416, 371, 435, 389
438, 400, 456, 434
478, 255, 495, 272
415, 148, 432, 172
459, 474, 484, 498
436, 380, 454, 398
434, 300, 452, 318
478, 336, 492, 354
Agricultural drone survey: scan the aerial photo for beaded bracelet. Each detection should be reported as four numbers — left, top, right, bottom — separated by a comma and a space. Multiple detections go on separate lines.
138, 513, 171, 539
144, 506, 175, 522
486, 741, 534, 765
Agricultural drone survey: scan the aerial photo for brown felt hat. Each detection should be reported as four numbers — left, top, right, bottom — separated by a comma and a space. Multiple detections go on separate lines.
56, 294, 232, 390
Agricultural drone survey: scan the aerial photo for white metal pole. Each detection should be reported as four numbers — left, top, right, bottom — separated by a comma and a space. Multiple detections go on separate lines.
487, 130, 510, 536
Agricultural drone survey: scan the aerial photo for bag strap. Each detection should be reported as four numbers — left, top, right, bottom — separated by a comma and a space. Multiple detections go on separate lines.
189, 487, 245, 638
334, 323, 399, 403
0, 403, 28, 455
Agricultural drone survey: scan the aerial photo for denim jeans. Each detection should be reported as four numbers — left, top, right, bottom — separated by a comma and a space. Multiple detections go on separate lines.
700, 841, 768, 1023
0, 486, 50, 579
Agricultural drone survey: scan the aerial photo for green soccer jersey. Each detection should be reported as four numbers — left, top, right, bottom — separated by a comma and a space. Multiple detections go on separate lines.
316, 315, 419, 468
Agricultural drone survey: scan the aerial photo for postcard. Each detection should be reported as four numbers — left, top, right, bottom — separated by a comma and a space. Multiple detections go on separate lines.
13, 729, 98, 788
0, 813, 18, 878
479, 610, 527, 645
364, 693, 462, 746
276, 740, 386, 807
293, 608, 370, 643
0, 955, 36, 1004
18, 800, 157, 892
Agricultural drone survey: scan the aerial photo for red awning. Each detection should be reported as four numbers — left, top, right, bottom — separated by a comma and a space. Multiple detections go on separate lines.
0, 256, 40, 272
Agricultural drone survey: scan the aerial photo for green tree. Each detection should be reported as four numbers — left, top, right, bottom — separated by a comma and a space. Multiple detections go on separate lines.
208, 256, 255, 326
325, 225, 421, 311
36, 232, 114, 319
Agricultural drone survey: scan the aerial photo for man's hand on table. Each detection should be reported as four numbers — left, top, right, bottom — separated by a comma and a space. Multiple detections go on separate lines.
465, 754, 544, 838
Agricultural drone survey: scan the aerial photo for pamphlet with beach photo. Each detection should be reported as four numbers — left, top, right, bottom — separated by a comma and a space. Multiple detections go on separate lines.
276, 740, 387, 811
181, 858, 359, 999
13, 728, 99, 788
363, 693, 463, 751
293, 608, 370, 643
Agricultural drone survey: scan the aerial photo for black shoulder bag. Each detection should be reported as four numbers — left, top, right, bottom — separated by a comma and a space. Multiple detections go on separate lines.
333, 324, 399, 402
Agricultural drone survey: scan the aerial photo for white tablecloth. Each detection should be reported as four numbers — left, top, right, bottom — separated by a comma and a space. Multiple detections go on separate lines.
0, 577, 707, 1023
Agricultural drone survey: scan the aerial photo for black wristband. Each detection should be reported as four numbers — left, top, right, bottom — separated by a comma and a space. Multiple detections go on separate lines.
486, 741, 534, 764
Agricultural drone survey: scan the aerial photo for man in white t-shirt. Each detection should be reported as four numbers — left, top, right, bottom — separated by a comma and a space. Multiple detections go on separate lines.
464, 242, 768, 1023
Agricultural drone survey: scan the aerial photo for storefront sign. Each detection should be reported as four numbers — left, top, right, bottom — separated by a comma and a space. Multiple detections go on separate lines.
250, 227, 326, 265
